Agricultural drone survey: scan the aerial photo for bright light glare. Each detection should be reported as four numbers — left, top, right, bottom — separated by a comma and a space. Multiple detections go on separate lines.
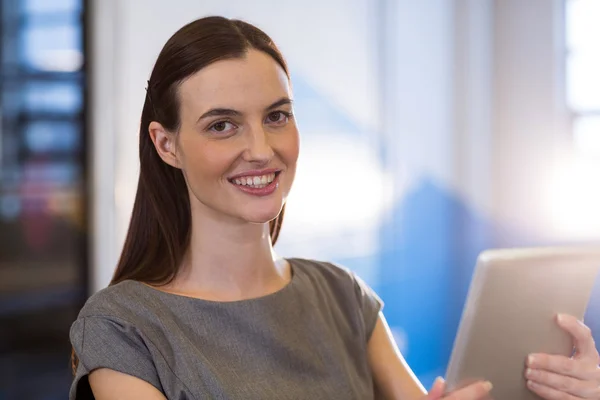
566, 0, 600, 51
574, 116, 600, 158
280, 134, 393, 257
285, 134, 392, 232
566, 1, 600, 110
567, 54, 600, 112
548, 157, 600, 238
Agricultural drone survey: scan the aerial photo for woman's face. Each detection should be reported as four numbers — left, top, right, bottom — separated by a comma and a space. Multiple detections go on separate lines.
151, 49, 299, 226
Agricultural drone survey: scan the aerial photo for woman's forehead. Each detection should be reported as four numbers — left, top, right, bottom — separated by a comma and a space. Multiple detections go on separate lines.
179, 50, 291, 114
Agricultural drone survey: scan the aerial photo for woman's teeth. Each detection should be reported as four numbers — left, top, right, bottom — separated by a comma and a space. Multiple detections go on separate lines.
232, 173, 276, 188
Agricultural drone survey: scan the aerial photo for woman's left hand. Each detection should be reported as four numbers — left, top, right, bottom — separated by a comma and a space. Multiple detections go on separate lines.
525, 313, 600, 399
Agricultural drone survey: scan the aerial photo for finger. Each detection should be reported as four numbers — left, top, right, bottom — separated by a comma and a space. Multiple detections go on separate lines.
427, 377, 446, 399
445, 381, 492, 400
525, 367, 598, 398
556, 314, 599, 362
527, 353, 597, 380
526, 380, 585, 400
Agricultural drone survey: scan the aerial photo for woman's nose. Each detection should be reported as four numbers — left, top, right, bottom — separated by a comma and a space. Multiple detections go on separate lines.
243, 125, 275, 163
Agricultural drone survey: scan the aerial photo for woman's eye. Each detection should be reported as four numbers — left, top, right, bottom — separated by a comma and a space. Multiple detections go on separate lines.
209, 121, 236, 133
266, 111, 290, 124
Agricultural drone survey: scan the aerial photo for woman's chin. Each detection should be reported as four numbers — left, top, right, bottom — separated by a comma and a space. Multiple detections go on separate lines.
241, 207, 283, 225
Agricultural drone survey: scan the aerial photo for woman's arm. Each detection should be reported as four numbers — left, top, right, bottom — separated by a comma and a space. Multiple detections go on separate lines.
88, 368, 167, 400
367, 312, 427, 400
367, 312, 495, 400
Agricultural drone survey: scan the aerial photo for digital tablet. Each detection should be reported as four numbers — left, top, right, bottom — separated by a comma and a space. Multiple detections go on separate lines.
445, 247, 600, 399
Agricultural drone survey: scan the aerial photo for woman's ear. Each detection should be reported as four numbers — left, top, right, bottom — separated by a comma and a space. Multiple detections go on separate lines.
148, 121, 181, 168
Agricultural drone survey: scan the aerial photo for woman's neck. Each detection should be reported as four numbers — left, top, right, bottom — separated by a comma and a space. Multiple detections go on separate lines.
165, 211, 290, 301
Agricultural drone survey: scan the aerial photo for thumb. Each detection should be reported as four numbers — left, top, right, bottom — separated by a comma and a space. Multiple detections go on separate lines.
426, 377, 446, 399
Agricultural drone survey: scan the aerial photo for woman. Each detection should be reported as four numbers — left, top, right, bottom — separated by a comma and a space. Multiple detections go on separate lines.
70, 16, 600, 400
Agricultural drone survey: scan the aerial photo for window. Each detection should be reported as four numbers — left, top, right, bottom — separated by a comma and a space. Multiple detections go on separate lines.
566, 0, 600, 157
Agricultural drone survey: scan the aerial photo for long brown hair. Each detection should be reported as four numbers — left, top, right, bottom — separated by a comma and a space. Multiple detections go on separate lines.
72, 16, 289, 375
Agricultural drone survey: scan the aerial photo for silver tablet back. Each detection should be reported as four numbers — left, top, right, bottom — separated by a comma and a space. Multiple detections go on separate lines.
445, 247, 600, 400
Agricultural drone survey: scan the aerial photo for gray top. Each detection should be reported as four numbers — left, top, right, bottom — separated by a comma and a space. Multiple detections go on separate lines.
70, 258, 384, 400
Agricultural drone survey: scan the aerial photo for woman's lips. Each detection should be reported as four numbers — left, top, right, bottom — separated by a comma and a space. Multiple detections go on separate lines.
228, 171, 281, 197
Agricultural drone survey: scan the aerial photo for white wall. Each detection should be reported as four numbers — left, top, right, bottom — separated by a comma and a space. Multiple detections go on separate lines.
384, 0, 457, 192
381, 0, 565, 228
452, 0, 494, 215
89, 0, 118, 292
490, 0, 569, 233
487, 0, 600, 239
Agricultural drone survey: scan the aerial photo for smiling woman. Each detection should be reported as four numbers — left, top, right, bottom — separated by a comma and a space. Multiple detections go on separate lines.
148, 49, 299, 229
68, 16, 493, 400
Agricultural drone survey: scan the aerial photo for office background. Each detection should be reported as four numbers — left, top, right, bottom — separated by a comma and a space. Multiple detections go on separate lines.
0, 0, 599, 398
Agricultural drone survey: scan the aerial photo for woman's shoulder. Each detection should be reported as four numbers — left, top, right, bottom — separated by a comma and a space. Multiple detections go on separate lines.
289, 257, 382, 305
287, 257, 362, 296
76, 280, 156, 322
288, 257, 355, 280
288, 257, 383, 338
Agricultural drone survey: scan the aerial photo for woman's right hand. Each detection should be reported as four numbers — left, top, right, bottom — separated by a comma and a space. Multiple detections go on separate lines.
423, 377, 493, 400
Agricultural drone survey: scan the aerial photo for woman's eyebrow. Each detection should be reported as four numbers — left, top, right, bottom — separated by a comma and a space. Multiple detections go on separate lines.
196, 97, 293, 124
265, 97, 293, 111
197, 108, 241, 123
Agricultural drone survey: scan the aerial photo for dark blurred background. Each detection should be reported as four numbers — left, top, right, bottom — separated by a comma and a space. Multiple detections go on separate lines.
1, 0, 599, 399
0, 0, 86, 398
